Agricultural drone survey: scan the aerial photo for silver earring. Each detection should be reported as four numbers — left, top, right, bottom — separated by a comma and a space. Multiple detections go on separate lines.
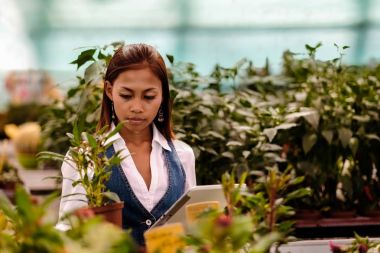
111, 102, 115, 122
158, 107, 164, 122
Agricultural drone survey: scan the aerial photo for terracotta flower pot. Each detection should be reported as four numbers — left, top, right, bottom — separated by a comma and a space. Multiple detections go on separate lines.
91, 201, 124, 227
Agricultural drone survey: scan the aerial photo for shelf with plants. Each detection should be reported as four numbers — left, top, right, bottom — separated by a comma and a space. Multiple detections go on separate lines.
28, 41, 380, 246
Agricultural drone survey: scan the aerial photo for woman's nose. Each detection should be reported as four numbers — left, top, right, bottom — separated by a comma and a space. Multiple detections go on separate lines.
130, 98, 143, 113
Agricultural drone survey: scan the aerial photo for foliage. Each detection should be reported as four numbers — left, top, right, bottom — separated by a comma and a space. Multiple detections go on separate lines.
329, 233, 380, 253
39, 42, 124, 156
37, 122, 125, 207
0, 149, 22, 185
3, 103, 46, 126
5, 122, 42, 154
184, 211, 282, 253
39, 41, 380, 214
0, 186, 137, 253
183, 167, 309, 253
62, 209, 137, 253
273, 44, 380, 212
0, 186, 64, 253
170, 59, 285, 185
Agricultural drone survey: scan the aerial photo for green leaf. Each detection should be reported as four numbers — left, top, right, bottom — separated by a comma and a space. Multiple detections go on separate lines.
365, 134, 380, 142
84, 60, 106, 84
36, 151, 66, 161
14, 186, 34, 222
67, 87, 79, 98
322, 130, 334, 144
206, 131, 225, 140
72, 180, 83, 187
263, 123, 298, 142
276, 123, 298, 130
98, 50, 107, 60
338, 128, 353, 148
263, 128, 277, 142
286, 110, 319, 130
284, 188, 311, 203
249, 232, 282, 253
342, 45, 350, 50
302, 133, 317, 154
226, 141, 243, 146
221, 151, 234, 159
352, 115, 370, 122
242, 150, 250, 158
106, 122, 124, 139
86, 133, 97, 149
73, 122, 80, 143
260, 143, 283, 152
349, 137, 359, 156
289, 176, 305, 186
102, 191, 121, 203
66, 133, 74, 139
70, 49, 97, 69
166, 54, 174, 64
205, 148, 218, 156
110, 41, 124, 48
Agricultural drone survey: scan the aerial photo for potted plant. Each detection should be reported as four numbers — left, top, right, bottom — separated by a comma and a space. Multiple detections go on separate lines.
0, 143, 23, 202
0, 186, 137, 253
38, 122, 126, 227
4, 122, 42, 169
265, 44, 380, 220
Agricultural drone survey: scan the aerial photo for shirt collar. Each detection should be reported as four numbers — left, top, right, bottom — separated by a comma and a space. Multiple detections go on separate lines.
152, 123, 171, 151
105, 123, 123, 145
106, 123, 172, 151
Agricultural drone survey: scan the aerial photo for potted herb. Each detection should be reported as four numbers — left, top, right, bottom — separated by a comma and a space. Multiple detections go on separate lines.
38, 122, 126, 226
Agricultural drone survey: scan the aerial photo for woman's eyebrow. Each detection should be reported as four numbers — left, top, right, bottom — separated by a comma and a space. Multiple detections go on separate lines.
120, 87, 133, 92
144, 88, 158, 92
120, 87, 158, 92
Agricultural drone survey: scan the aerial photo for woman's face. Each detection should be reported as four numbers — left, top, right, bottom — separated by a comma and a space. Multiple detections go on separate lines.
106, 67, 163, 134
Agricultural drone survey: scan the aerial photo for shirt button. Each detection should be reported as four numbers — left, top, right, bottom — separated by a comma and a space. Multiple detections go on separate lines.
146, 219, 152, 226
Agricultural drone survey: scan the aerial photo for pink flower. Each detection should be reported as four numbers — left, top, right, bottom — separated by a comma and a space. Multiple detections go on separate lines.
329, 241, 343, 253
215, 214, 232, 228
358, 243, 368, 253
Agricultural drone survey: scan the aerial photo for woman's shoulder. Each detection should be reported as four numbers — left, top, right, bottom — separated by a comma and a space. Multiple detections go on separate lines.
172, 139, 194, 155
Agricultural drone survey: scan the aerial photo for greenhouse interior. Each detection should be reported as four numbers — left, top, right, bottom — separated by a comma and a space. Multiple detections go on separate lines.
1, 0, 380, 252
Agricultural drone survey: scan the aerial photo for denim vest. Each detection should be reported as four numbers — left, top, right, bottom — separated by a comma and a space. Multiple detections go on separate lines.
104, 139, 186, 245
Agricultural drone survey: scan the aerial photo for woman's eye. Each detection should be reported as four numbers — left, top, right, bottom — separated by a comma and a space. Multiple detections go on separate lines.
120, 94, 132, 100
144, 96, 155, 100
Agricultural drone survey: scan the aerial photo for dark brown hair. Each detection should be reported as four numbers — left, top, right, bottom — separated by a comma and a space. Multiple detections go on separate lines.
97, 43, 174, 139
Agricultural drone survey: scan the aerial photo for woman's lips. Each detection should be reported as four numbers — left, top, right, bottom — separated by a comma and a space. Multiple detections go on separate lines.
126, 118, 145, 124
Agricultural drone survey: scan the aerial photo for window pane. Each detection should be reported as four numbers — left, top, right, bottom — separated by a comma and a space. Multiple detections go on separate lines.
189, 0, 360, 27
48, 0, 179, 28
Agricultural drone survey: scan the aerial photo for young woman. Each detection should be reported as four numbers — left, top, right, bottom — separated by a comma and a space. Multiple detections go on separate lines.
57, 43, 196, 245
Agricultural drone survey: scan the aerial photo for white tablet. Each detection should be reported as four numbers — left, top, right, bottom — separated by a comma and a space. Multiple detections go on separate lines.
150, 185, 227, 229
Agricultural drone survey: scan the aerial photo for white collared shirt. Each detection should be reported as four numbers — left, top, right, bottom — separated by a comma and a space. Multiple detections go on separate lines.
56, 124, 196, 230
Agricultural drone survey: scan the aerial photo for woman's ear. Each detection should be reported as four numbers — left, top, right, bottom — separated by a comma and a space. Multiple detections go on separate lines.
104, 81, 113, 101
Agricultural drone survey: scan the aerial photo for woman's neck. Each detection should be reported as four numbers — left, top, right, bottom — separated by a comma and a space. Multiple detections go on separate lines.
119, 125, 153, 146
